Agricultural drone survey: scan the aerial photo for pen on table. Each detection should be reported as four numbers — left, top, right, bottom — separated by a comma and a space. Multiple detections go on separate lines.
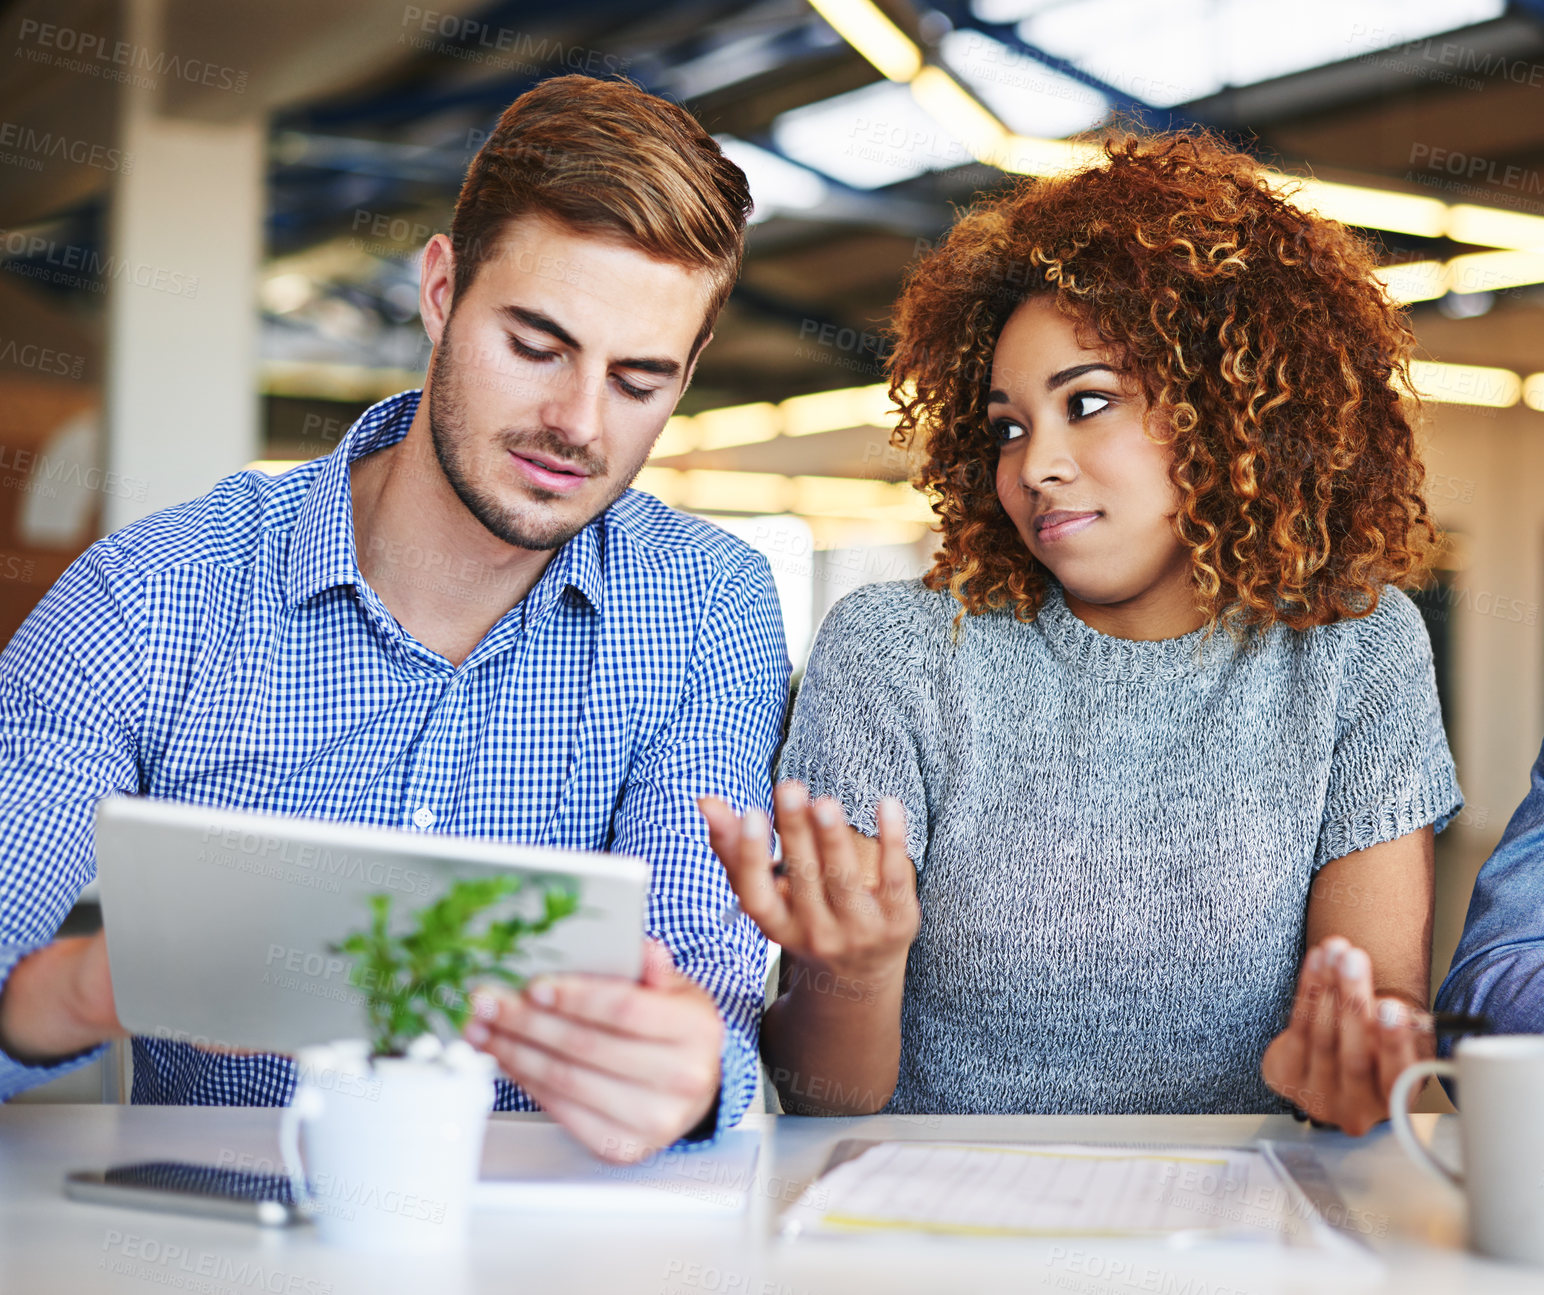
1379, 1004, 1491, 1036
1420, 1010, 1491, 1037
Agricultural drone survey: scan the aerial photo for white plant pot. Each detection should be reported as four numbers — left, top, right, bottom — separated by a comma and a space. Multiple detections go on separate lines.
279, 1038, 496, 1250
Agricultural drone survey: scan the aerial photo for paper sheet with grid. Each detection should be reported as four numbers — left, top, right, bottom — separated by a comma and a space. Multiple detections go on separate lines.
780, 1141, 1320, 1242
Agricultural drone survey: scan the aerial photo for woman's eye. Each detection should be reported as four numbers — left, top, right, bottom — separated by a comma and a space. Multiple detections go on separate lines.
991, 418, 1025, 444
1069, 392, 1110, 419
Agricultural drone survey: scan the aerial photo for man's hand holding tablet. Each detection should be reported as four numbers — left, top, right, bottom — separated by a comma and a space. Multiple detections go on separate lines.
2, 798, 723, 1163
463, 937, 726, 1163
0, 928, 727, 1166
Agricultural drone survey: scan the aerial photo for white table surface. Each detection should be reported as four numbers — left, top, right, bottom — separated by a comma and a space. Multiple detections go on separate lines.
0, 1106, 1536, 1295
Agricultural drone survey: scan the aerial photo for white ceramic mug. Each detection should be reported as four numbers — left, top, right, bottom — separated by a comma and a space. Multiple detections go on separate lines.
1390, 1034, 1544, 1267
278, 1040, 496, 1250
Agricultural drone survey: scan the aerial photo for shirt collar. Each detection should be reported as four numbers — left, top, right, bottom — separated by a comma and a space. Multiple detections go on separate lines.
284, 388, 605, 615
544, 510, 605, 616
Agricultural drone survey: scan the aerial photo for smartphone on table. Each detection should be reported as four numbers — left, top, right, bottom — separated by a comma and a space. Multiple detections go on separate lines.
64, 1161, 307, 1227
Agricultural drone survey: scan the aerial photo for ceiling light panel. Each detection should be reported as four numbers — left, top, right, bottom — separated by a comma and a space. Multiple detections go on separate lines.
938, 30, 1109, 138
976, 0, 1504, 108
773, 79, 972, 189
1408, 359, 1521, 408
808, 0, 924, 81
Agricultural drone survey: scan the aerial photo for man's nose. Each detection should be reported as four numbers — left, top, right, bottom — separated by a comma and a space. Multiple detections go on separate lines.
538, 366, 604, 447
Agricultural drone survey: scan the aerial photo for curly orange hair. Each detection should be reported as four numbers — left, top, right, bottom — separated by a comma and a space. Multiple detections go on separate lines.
888, 130, 1439, 634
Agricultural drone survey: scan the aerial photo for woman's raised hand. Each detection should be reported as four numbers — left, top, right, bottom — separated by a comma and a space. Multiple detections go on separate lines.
1261, 934, 1435, 1135
698, 780, 919, 982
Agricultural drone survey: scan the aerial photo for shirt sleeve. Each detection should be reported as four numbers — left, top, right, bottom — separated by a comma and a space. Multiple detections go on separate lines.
775, 585, 933, 870
1314, 584, 1464, 871
607, 551, 791, 1140
1435, 733, 1544, 1041
0, 543, 145, 1100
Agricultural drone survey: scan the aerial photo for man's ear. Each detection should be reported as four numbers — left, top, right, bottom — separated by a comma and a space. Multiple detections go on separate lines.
419, 233, 457, 347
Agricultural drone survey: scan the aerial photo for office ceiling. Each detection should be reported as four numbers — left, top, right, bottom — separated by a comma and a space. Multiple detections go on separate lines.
3, 0, 1544, 466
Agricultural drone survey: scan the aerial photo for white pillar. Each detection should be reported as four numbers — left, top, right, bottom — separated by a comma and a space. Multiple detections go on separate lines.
103, 0, 264, 531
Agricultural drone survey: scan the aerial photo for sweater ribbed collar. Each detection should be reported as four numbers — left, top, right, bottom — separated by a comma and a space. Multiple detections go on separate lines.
1033, 579, 1239, 681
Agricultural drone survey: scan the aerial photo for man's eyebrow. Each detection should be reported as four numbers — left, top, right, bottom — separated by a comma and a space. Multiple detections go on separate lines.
497, 304, 682, 378
613, 354, 681, 378
499, 305, 579, 350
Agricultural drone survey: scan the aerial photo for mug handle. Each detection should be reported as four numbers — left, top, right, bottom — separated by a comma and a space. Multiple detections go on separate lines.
278, 1086, 324, 1210
1390, 1059, 1462, 1188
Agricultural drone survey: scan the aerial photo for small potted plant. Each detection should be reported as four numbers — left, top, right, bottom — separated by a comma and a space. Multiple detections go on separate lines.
278, 874, 579, 1248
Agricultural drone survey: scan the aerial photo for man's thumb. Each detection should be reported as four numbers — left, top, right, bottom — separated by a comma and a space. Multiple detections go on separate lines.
641, 937, 678, 987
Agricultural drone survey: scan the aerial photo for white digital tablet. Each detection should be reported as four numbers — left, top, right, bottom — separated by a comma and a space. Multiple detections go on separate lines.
94, 796, 649, 1053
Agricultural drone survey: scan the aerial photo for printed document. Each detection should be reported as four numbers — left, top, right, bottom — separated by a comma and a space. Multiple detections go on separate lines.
780, 1140, 1353, 1247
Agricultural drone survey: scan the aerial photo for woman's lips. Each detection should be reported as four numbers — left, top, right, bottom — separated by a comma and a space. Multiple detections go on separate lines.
510, 451, 588, 495
1036, 511, 1100, 542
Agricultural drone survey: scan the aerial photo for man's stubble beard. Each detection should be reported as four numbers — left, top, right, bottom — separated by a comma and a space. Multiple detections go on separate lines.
425, 314, 650, 551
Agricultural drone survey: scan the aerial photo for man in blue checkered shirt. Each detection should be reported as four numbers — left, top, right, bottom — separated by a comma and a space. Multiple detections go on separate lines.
0, 76, 790, 1162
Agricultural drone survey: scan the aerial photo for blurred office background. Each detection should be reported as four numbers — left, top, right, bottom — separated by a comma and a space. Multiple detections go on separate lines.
3, 0, 1543, 1104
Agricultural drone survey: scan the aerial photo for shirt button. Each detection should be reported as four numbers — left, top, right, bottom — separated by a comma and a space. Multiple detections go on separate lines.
412, 806, 436, 829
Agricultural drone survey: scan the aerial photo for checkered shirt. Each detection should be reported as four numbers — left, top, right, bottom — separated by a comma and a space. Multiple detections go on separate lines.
0, 389, 789, 1139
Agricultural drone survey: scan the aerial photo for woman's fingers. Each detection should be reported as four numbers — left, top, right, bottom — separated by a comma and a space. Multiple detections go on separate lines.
774, 781, 837, 945
1278, 944, 1327, 1105
1285, 943, 1323, 1039
1270, 936, 1429, 1135
1374, 999, 1427, 1105
1302, 938, 1346, 1119
810, 796, 864, 911
1374, 998, 1407, 1101
696, 795, 791, 940
875, 797, 919, 926
696, 795, 741, 873
739, 806, 793, 935
1334, 948, 1382, 1134
709, 783, 918, 977
1265, 944, 1318, 1102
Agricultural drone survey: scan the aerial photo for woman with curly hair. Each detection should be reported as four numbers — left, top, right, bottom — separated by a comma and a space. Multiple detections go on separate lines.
699, 131, 1463, 1134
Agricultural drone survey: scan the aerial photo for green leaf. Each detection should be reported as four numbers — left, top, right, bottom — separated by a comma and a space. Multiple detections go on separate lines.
332, 871, 580, 1056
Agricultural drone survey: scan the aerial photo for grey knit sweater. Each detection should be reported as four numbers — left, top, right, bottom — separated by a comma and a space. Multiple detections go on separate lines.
776, 577, 1463, 1115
